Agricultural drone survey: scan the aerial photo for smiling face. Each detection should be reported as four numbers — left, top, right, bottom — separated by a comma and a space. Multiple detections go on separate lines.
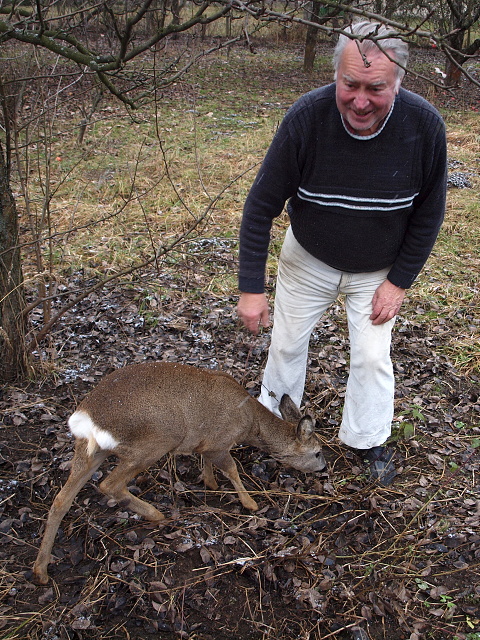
335, 41, 400, 136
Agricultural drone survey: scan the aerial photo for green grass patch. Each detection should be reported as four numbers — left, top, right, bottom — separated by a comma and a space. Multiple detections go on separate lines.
10, 44, 480, 375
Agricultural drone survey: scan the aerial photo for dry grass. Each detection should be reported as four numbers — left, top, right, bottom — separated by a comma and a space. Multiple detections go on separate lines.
409, 110, 480, 375
11, 43, 480, 377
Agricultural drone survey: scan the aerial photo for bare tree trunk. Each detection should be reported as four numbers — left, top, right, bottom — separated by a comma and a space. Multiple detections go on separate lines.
304, 27, 318, 73
0, 147, 28, 382
303, 0, 322, 74
444, 30, 465, 86
444, 59, 463, 86
384, 0, 397, 19
171, 0, 180, 26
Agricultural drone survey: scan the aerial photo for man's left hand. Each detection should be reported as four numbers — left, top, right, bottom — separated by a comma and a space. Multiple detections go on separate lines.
370, 280, 406, 325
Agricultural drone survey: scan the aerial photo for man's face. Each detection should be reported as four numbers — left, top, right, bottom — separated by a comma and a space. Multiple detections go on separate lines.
335, 41, 400, 136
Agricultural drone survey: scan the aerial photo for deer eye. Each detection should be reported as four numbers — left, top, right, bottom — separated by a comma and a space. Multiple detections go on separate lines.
315, 452, 322, 458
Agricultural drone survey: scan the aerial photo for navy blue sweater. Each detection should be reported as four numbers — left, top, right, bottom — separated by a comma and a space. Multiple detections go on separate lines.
239, 84, 447, 293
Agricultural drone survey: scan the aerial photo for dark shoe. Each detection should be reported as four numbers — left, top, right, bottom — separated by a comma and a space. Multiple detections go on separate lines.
359, 445, 397, 486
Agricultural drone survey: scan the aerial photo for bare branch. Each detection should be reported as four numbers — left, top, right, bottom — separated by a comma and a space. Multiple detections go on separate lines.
26, 161, 255, 350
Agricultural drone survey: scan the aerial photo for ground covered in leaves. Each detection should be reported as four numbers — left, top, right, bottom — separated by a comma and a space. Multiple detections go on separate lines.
1, 259, 479, 640
1, 37, 480, 640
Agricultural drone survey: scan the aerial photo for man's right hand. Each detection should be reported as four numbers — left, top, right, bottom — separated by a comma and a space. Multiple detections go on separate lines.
237, 292, 271, 335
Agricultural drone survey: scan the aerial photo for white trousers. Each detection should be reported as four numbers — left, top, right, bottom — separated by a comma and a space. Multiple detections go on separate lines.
259, 227, 395, 450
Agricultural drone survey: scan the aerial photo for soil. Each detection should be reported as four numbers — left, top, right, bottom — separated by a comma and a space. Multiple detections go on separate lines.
2, 266, 479, 640
1, 38, 479, 640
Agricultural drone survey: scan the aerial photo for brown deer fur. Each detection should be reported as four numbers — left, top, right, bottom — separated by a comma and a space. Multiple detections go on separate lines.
33, 362, 325, 584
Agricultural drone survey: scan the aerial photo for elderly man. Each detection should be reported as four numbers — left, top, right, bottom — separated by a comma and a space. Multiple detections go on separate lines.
237, 22, 447, 485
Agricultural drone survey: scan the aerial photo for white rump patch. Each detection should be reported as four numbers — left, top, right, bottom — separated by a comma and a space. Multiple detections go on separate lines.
68, 410, 119, 454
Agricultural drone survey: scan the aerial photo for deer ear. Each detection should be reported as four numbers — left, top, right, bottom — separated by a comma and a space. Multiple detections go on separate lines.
279, 394, 302, 421
296, 416, 315, 442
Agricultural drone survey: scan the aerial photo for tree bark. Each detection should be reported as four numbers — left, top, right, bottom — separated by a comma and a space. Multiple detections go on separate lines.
303, 1, 322, 74
444, 29, 465, 86
0, 147, 28, 382
444, 58, 463, 86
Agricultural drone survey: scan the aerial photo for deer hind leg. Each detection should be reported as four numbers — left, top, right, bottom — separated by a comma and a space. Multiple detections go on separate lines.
98, 455, 165, 523
201, 456, 218, 490
33, 439, 109, 584
203, 451, 258, 512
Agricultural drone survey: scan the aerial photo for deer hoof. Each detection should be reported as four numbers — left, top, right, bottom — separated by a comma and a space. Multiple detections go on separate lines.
242, 497, 259, 511
32, 566, 49, 585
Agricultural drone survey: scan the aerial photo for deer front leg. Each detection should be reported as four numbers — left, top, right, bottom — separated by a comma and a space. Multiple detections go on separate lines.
203, 451, 258, 512
33, 440, 108, 584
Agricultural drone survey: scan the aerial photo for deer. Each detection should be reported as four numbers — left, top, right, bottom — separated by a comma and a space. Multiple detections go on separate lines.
33, 361, 326, 584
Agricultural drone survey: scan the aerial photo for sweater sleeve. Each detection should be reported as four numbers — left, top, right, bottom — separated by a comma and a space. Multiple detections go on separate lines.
387, 115, 447, 289
238, 116, 303, 293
